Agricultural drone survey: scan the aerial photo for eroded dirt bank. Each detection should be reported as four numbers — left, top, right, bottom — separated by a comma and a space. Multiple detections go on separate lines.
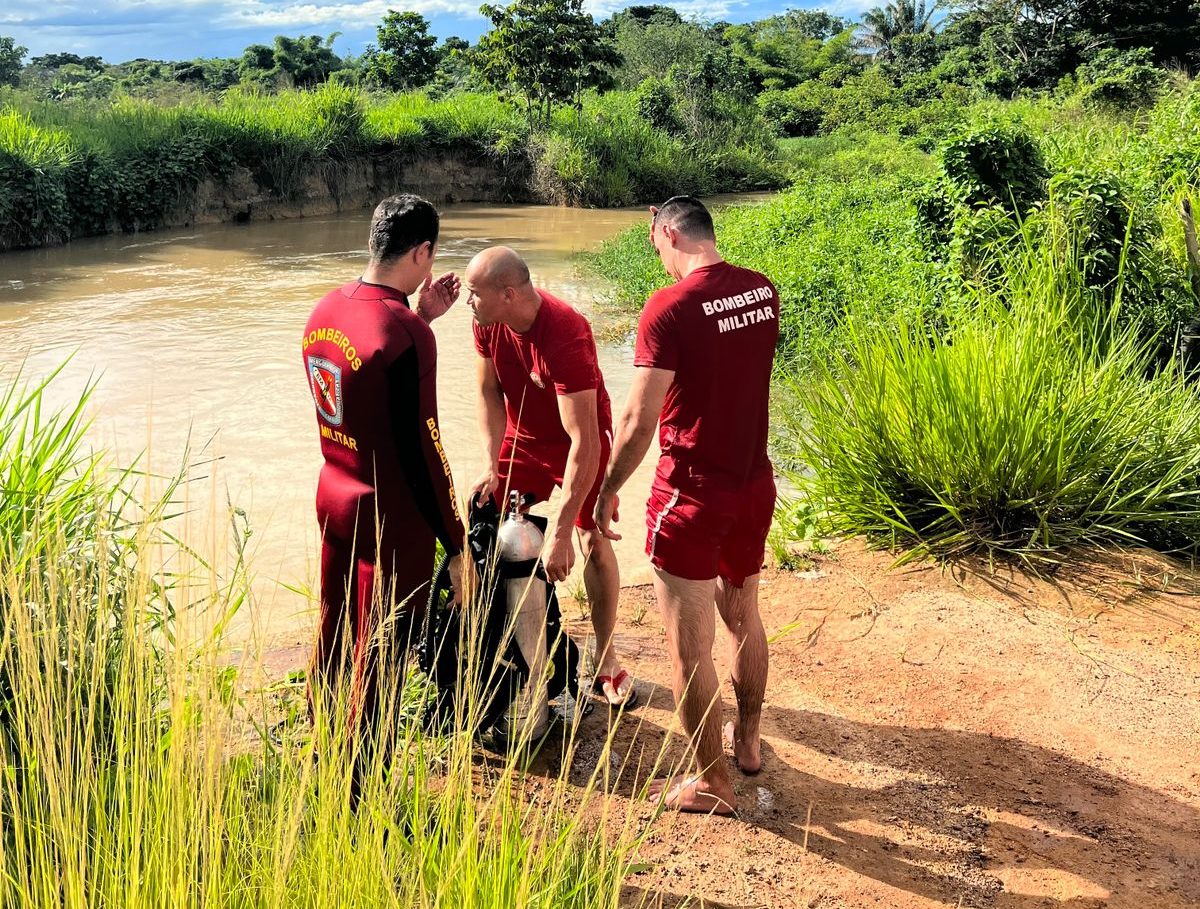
167, 148, 531, 229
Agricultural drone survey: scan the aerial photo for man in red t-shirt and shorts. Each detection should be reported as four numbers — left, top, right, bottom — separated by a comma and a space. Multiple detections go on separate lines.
595, 196, 779, 814
467, 246, 635, 709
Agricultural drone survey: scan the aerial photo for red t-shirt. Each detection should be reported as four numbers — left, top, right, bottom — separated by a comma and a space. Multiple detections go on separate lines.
473, 289, 613, 462
634, 261, 779, 485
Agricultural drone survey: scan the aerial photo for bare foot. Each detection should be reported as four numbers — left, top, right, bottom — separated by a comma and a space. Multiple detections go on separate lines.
648, 774, 737, 815
723, 721, 761, 775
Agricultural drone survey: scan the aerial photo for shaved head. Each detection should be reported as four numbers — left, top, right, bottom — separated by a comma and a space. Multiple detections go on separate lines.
465, 246, 540, 328
466, 246, 531, 290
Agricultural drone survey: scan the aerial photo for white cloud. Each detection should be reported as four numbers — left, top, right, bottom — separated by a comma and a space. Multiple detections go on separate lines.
1, 1, 480, 31
220, 0, 480, 29
824, 0, 874, 16
6, 0, 845, 60
584, 0, 739, 19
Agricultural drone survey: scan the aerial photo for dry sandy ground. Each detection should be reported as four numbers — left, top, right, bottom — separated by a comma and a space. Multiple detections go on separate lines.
258, 539, 1199, 908
550, 540, 1200, 909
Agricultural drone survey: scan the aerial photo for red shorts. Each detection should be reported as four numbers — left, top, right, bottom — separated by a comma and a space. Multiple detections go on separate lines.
498, 428, 612, 530
645, 467, 776, 586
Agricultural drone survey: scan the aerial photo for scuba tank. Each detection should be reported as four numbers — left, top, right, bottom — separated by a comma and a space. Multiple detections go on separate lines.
497, 490, 549, 741
419, 496, 585, 745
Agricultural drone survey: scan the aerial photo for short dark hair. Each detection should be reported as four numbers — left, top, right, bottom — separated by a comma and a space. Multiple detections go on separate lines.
367, 194, 440, 262
654, 195, 715, 241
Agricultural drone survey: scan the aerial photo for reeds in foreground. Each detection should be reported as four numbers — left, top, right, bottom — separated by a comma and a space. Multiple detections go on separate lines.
0, 368, 700, 909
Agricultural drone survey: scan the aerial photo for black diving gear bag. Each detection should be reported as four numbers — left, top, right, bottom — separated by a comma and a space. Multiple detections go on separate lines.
418, 499, 581, 736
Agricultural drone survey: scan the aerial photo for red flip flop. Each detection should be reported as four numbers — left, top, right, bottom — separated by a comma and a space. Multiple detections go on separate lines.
592, 669, 640, 710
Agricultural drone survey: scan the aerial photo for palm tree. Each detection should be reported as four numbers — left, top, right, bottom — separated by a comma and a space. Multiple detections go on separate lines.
859, 0, 940, 60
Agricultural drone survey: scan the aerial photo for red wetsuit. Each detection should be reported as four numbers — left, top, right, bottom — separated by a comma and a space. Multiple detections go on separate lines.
634, 262, 780, 585
473, 289, 613, 528
303, 279, 464, 727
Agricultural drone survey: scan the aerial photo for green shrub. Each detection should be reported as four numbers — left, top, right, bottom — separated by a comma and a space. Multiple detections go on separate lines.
1043, 167, 1195, 358
822, 68, 903, 134
758, 82, 831, 137
633, 77, 681, 134
1077, 48, 1165, 112
0, 109, 74, 248
913, 177, 957, 252
785, 240, 1200, 562
940, 121, 1048, 214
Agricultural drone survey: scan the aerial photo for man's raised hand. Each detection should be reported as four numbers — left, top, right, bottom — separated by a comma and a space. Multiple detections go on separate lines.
416, 271, 461, 323
470, 466, 500, 507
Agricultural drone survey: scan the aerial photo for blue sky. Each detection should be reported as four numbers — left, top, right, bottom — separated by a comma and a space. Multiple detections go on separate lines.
2, 1, 873, 63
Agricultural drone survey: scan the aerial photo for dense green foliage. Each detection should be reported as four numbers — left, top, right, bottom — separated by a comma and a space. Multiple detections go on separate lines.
0, 37, 24, 88
591, 135, 937, 368
476, 0, 619, 126
786, 239, 1200, 562
239, 35, 344, 90
363, 11, 440, 91
0, 81, 784, 249
594, 81, 1200, 559
2, 0, 1198, 249
752, 0, 1199, 140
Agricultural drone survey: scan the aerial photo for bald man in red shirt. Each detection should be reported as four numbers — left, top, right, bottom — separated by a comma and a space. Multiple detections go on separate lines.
595, 196, 779, 814
467, 246, 635, 709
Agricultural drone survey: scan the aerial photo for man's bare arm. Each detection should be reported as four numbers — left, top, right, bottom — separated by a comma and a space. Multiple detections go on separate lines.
543, 389, 601, 582
472, 356, 508, 504
595, 366, 673, 539
554, 389, 601, 531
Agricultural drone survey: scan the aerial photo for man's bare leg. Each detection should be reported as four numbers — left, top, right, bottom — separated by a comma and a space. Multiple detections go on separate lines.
648, 567, 736, 814
577, 528, 634, 704
716, 573, 767, 774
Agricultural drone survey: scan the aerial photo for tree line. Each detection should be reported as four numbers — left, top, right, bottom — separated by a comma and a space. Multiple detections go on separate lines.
1, 1, 1197, 128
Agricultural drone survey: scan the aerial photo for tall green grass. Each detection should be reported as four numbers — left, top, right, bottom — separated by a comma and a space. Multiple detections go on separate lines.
589, 172, 938, 369
533, 92, 786, 207
367, 92, 526, 154
0, 84, 786, 249
0, 110, 75, 248
0, 368, 675, 908
781, 234, 1200, 563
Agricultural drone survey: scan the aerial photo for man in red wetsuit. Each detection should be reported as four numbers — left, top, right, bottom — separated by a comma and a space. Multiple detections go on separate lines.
465, 246, 635, 709
302, 193, 466, 741
595, 196, 779, 814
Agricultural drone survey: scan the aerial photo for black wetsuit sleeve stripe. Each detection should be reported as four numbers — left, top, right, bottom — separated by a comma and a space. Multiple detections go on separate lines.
388, 348, 465, 556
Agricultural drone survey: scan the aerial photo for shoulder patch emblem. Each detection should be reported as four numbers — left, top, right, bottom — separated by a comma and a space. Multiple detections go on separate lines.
530, 370, 545, 389
307, 355, 344, 426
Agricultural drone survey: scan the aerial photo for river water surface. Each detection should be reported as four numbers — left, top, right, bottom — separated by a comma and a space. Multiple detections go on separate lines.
1, 200, 757, 643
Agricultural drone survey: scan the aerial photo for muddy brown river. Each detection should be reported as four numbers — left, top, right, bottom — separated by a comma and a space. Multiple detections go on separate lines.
0, 199, 762, 642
